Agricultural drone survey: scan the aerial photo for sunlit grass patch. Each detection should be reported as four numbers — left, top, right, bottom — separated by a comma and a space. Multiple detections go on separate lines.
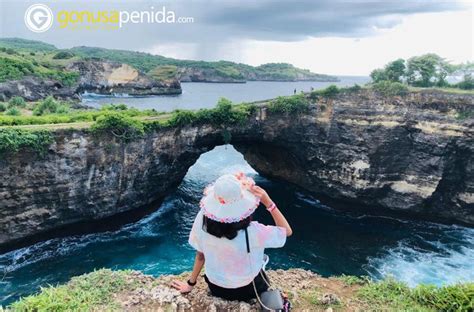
357, 277, 474, 312
9, 269, 136, 312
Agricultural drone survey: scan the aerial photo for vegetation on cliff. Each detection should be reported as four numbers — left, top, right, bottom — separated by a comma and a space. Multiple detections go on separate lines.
370, 54, 473, 90
0, 38, 337, 83
69, 46, 337, 82
0, 128, 52, 156
0, 50, 80, 86
0, 85, 471, 155
5, 268, 473, 311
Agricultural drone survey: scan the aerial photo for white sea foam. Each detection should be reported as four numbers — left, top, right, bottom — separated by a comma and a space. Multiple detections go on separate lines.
365, 228, 474, 286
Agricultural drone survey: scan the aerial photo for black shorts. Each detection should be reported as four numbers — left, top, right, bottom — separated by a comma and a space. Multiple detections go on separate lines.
204, 270, 270, 302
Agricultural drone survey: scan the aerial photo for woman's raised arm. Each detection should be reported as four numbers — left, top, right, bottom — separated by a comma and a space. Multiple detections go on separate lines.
250, 185, 293, 236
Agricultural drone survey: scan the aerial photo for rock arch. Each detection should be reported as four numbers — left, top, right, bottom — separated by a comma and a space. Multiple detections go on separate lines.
1, 90, 473, 251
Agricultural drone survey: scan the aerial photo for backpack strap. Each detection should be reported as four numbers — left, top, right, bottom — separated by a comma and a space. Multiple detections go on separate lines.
245, 227, 276, 311
244, 227, 250, 253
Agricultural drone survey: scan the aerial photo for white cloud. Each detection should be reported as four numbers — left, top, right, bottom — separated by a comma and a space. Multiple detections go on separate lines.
146, 42, 197, 60
235, 9, 473, 76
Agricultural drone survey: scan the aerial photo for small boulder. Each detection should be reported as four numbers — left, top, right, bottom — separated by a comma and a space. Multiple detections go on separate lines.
320, 293, 340, 305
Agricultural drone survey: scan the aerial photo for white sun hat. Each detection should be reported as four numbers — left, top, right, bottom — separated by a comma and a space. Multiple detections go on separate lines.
200, 174, 260, 223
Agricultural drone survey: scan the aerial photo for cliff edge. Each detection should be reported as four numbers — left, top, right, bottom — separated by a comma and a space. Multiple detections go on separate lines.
6, 268, 473, 311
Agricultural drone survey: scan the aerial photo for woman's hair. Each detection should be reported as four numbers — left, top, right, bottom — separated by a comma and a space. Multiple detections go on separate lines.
202, 215, 252, 240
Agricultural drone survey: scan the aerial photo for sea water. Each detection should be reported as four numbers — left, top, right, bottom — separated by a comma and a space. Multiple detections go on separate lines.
1, 146, 473, 306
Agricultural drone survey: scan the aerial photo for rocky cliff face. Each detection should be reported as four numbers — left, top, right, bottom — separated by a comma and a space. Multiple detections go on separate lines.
0, 90, 472, 250
0, 61, 182, 102
177, 66, 339, 83
0, 76, 80, 102
178, 67, 246, 83
68, 61, 182, 95
236, 91, 473, 225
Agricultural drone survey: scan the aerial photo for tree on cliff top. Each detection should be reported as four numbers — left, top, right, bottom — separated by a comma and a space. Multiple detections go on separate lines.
406, 54, 453, 87
370, 59, 405, 83
370, 54, 466, 88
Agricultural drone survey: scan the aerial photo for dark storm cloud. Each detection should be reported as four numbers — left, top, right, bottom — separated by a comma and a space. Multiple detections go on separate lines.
201, 0, 462, 40
0, 0, 466, 59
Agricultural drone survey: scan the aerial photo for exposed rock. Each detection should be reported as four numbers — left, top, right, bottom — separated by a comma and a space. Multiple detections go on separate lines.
320, 293, 340, 305
0, 90, 472, 250
0, 60, 182, 102
68, 60, 182, 95
115, 268, 322, 311
9, 268, 368, 311
0, 76, 79, 102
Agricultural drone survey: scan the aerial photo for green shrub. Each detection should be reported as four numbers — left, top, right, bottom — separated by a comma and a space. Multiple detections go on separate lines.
167, 110, 197, 127
211, 97, 247, 124
91, 112, 145, 142
268, 94, 309, 113
337, 274, 369, 286
346, 84, 362, 92
0, 128, 53, 155
52, 51, 75, 59
5, 107, 21, 116
8, 96, 26, 108
43, 71, 79, 87
56, 104, 70, 114
371, 81, 408, 96
166, 98, 249, 127
101, 103, 129, 111
33, 96, 69, 115
0, 57, 35, 82
455, 75, 474, 90
0, 102, 6, 112
310, 85, 341, 99
320, 85, 340, 97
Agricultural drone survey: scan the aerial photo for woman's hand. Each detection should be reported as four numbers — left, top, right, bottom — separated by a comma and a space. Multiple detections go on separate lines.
250, 185, 273, 207
170, 280, 193, 294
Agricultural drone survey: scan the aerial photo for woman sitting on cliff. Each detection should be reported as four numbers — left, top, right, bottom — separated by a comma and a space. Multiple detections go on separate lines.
171, 173, 292, 301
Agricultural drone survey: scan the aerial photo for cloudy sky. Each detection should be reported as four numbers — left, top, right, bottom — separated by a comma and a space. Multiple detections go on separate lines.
0, 0, 472, 75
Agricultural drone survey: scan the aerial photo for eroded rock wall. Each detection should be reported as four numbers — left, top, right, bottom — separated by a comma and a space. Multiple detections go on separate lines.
235, 91, 474, 224
0, 90, 472, 250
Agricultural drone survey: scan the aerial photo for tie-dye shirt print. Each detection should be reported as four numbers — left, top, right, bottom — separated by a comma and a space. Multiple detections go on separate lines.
189, 210, 286, 288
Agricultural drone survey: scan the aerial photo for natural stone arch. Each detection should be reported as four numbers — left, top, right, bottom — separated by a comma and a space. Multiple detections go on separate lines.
0, 90, 473, 251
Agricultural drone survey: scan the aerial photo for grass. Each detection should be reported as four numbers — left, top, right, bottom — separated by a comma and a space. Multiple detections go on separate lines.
371, 81, 409, 96
268, 93, 310, 113
357, 277, 474, 311
409, 86, 474, 95
8, 269, 136, 312
148, 65, 179, 81
0, 97, 257, 153
5, 270, 474, 311
337, 274, 370, 286
0, 86, 472, 155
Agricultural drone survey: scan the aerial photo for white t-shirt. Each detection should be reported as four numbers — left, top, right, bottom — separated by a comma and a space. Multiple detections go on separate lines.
188, 210, 287, 288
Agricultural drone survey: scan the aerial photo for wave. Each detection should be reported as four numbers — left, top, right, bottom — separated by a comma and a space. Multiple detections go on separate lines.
364, 227, 474, 286
81, 91, 132, 98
